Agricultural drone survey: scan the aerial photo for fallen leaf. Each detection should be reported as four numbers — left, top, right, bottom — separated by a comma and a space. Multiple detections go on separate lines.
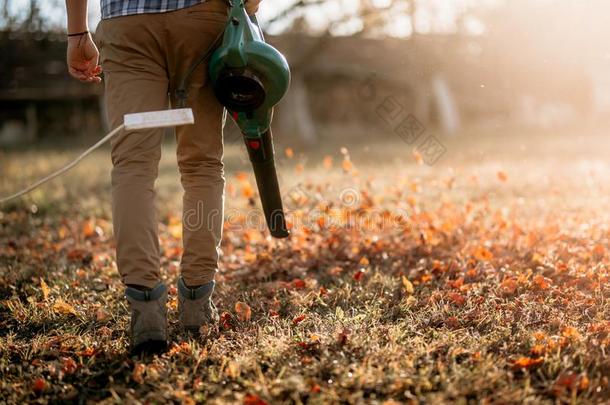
225, 360, 240, 379
61, 357, 77, 375
82, 219, 96, 238
497, 171, 508, 182
235, 302, 252, 322
40, 279, 50, 301
96, 308, 108, 322
511, 356, 543, 370
323, 156, 333, 169
244, 393, 268, 405
32, 377, 46, 394
562, 326, 581, 340
533, 274, 551, 290
132, 363, 145, 384
53, 300, 78, 316
292, 314, 306, 325
353, 270, 365, 282
447, 292, 466, 306
285, 147, 294, 158
402, 276, 414, 295
474, 246, 494, 261
220, 312, 233, 330
500, 278, 518, 295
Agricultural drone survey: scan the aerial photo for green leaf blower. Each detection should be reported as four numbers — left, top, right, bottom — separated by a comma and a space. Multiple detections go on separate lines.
179, 0, 290, 238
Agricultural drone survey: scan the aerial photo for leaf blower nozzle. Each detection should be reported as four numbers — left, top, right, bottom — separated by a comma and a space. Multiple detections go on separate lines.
208, 0, 291, 239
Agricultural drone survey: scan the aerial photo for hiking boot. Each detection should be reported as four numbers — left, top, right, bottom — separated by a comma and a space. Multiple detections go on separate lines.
125, 282, 168, 355
177, 277, 219, 332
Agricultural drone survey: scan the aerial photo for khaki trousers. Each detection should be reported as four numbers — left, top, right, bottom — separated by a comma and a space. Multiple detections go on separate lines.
96, 0, 228, 289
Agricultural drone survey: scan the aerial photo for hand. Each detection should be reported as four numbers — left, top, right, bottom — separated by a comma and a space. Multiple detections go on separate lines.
245, 0, 262, 15
66, 33, 102, 83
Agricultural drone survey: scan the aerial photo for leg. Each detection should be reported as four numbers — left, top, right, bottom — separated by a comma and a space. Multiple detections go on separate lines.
97, 15, 172, 354
167, 0, 229, 288
97, 17, 170, 290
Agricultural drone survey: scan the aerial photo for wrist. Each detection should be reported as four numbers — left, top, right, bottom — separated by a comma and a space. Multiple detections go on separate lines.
68, 30, 89, 37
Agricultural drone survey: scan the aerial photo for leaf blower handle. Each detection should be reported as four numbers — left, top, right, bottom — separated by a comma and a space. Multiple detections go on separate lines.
245, 130, 290, 239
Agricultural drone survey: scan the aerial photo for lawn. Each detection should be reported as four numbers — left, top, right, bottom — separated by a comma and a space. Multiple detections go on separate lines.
1, 126, 609, 403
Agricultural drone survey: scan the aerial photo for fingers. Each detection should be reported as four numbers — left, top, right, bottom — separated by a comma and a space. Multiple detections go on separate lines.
68, 64, 102, 83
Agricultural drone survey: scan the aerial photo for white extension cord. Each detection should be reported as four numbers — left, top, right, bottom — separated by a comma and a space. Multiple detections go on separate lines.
0, 109, 194, 205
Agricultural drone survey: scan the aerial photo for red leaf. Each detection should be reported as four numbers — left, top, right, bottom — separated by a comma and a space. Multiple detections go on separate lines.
62, 357, 78, 375
244, 393, 268, 405
220, 312, 233, 330
32, 377, 46, 394
292, 314, 306, 325
292, 278, 306, 289
447, 292, 466, 306
353, 270, 365, 282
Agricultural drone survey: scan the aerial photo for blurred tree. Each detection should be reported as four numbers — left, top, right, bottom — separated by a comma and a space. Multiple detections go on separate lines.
0, 0, 64, 32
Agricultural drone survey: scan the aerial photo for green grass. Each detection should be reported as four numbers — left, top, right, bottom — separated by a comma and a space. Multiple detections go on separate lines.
1, 126, 610, 403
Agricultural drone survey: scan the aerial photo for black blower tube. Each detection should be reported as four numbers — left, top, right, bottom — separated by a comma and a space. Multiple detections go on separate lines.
245, 130, 290, 238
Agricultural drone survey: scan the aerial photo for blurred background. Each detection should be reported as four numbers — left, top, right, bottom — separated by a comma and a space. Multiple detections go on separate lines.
1, 0, 609, 147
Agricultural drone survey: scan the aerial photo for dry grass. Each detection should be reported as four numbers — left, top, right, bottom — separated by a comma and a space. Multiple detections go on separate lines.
1, 126, 610, 404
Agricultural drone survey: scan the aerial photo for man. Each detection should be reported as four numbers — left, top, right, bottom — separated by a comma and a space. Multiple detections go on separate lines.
65, 0, 261, 355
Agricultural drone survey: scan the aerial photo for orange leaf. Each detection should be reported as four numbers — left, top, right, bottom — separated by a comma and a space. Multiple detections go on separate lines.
500, 278, 518, 295
53, 300, 78, 316
562, 326, 581, 339
512, 356, 543, 370
533, 331, 547, 341
533, 274, 551, 290
474, 246, 494, 261
323, 156, 333, 169
132, 363, 145, 384
530, 344, 546, 356
235, 172, 249, 182
402, 276, 414, 295
285, 147, 294, 158
235, 302, 252, 322
40, 278, 50, 301
497, 171, 508, 182
241, 182, 255, 198
82, 219, 96, 238
593, 244, 605, 257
